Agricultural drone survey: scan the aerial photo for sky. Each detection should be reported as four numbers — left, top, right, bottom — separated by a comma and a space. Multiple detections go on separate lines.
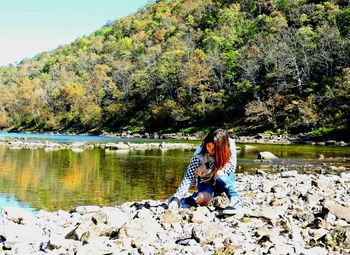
0, 0, 150, 66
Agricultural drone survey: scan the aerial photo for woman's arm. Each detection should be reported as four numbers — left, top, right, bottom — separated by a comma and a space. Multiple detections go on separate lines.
173, 155, 202, 199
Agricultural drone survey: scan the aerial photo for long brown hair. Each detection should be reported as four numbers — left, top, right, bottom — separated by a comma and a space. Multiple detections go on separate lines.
200, 128, 231, 171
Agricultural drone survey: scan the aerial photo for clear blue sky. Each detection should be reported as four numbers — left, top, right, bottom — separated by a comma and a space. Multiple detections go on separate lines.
0, 0, 150, 66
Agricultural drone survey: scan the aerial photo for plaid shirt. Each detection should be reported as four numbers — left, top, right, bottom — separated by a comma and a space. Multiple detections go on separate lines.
174, 138, 237, 199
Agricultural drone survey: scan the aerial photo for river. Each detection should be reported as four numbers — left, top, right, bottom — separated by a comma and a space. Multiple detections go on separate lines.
0, 132, 349, 212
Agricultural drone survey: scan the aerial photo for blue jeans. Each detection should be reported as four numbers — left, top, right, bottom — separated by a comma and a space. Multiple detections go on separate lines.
184, 172, 238, 206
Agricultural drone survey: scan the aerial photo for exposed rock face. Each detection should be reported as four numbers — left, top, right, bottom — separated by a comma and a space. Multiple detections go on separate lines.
0, 172, 349, 254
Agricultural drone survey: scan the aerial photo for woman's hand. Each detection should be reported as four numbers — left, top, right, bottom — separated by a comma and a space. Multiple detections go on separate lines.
214, 169, 223, 179
195, 165, 206, 177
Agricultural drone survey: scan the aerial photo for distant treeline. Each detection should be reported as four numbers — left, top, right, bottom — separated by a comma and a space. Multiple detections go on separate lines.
0, 0, 349, 136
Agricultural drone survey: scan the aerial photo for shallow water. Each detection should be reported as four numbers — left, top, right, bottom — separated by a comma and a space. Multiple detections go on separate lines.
0, 133, 349, 211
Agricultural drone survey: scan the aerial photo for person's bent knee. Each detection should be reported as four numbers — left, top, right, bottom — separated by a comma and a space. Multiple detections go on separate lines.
197, 192, 212, 206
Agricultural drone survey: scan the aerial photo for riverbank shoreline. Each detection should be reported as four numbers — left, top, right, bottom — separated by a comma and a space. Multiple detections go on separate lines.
0, 131, 349, 151
0, 172, 349, 254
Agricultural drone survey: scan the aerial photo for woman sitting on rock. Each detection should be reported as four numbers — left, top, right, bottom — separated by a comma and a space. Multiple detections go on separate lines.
168, 128, 241, 211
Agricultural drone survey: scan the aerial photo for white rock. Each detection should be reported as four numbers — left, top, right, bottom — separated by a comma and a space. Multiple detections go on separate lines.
281, 170, 298, 178
1, 206, 36, 225
258, 151, 278, 160
304, 247, 329, 255
74, 206, 101, 215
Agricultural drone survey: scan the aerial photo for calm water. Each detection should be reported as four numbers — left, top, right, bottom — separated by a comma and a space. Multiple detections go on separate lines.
0, 133, 349, 212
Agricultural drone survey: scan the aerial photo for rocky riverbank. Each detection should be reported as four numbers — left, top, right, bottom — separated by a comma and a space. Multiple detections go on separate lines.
0, 133, 349, 153
0, 138, 198, 151
1, 172, 349, 254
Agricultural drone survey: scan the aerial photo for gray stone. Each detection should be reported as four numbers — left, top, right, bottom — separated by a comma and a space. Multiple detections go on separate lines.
258, 151, 278, 160
322, 227, 350, 249
192, 223, 221, 244
76, 241, 116, 255
160, 210, 182, 224
340, 173, 350, 180
190, 208, 212, 224
73, 206, 101, 215
304, 247, 329, 255
324, 201, 350, 222
1, 206, 36, 225
119, 217, 164, 244
281, 170, 298, 178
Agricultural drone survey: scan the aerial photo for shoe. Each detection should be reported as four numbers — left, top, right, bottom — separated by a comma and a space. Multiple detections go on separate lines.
220, 197, 242, 215
228, 197, 242, 209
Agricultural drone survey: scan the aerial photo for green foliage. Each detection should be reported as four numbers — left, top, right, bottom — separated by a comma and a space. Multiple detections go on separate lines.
0, 0, 349, 136
306, 127, 335, 136
337, 7, 350, 37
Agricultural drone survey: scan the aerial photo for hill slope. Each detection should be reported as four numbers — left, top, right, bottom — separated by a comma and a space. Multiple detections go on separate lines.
0, 0, 349, 137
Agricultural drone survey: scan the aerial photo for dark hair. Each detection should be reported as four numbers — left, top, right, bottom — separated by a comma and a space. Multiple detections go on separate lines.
201, 128, 231, 171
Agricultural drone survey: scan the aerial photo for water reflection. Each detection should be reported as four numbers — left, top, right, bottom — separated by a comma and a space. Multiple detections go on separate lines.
0, 147, 192, 211
0, 193, 36, 214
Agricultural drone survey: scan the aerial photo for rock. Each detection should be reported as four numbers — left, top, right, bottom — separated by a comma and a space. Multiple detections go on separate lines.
215, 245, 242, 255
192, 223, 221, 244
244, 145, 257, 151
100, 207, 128, 233
324, 202, 350, 222
1, 206, 36, 225
325, 140, 337, 145
271, 184, 288, 199
340, 173, 350, 180
258, 151, 278, 160
76, 241, 116, 255
311, 178, 329, 190
321, 227, 350, 249
305, 194, 321, 206
73, 206, 101, 215
328, 165, 346, 172
105, 142, 130, 150
258, 208, 282, 221
119, 217, 164, 244
138, 245, 156, 255
262, 181, 274, 193
0, 172, 348, 254
160, 210, 181, 224
280, 170, 298, 178
66, 210, 125, 243
255, 169, 267, 175
190, 207, 212, 224
308, 228, 328, 240
269, 199, 281, 207
339, 141, 347, 146
212, 195, 229, 208
304, 247, 329, 255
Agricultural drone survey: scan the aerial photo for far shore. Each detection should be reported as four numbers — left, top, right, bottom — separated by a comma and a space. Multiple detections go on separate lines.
0, 130, 349, 148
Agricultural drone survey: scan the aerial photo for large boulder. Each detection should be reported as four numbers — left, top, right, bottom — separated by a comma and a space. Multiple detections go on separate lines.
324, 201, 350, 222
258, 151, 278, 160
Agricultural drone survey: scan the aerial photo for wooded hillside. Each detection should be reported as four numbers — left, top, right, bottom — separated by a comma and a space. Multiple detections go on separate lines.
0, 0, 349, 136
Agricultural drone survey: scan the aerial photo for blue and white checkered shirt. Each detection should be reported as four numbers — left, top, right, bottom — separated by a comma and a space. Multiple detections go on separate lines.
173, 138, 237, 199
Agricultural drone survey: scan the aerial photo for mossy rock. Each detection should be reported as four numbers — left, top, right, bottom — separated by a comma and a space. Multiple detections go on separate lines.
322, 226, 350, 249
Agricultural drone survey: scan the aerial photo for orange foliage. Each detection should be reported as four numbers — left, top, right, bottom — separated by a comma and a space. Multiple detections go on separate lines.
153, 29, 166, 42
62, 168, 83, 190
